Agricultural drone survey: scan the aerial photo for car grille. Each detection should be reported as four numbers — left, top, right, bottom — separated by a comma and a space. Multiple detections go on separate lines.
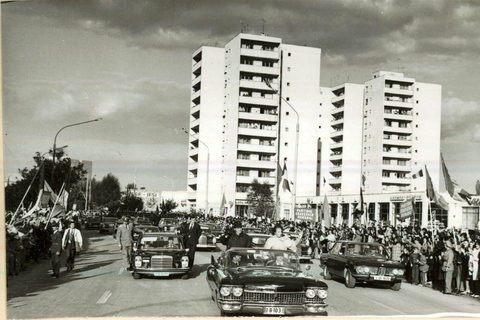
151, 256, 173, 268
378, 267, 386, 276
242, 291, 321, 305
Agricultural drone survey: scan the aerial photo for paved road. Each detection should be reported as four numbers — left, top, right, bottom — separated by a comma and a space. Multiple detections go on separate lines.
7, 230, 480, 318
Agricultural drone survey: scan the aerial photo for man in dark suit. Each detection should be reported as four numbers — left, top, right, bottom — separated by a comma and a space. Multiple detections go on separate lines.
184, 216, 201, 270
50, 222, 63, 278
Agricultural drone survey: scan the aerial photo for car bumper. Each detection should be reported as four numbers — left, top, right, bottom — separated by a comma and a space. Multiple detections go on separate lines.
197, 244, 217, 249
134, 267, 189, 276
299, 255, 312, 261
354, 274, 403, 283
219, 302, 328, 316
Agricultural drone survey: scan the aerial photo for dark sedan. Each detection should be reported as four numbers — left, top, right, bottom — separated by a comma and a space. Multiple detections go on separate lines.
207, 248, 328, 316
131, 232, 190, 279
320, 241, 405, 290
133, 225, 161, 241
85, 216, 101, 230
99, 217, 117, 234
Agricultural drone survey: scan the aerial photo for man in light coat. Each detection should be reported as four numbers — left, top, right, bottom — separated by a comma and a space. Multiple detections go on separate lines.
62, 220, 83, 271
117, 217, 134, 270
443, 239, 455, 294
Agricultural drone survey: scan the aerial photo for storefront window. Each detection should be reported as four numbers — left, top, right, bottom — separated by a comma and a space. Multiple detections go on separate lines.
462, 207, 479, 229
431, 204, 448, 228
379, 203, 389, 222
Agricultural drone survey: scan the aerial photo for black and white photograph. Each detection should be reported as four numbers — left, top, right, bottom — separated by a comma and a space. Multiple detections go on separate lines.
2, 0, 480, 318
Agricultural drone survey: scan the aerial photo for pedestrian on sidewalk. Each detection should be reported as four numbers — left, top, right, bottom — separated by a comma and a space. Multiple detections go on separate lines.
117, 217, 133, 270
62, 220, 83, 271
50, 221, 63, 278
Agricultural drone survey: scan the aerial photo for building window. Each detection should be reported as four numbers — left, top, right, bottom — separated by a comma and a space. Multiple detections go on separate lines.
287, 82, 290, 86
288, 52, 291, 57
287, 67, 291, 71
285, 142, 288, 146
286, 111, 289, 115
416, 100, 419, 104
286, 97, 290, 101
365, 99, 368, 105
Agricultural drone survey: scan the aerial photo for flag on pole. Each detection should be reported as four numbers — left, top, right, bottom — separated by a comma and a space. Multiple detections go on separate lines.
323, 194, 330, 228
425, 165, 449, 211
412, 168, 424, 179
361, 174, 366, 187
282, 162, 291, 192
276, 162, 283, 189
323, 176, 326, 186
220, 192, 226, 216
353, 187, 364, 215
441, 153, 471, 204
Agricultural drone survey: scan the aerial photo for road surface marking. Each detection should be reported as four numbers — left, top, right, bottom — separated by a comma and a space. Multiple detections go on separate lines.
118, 268, 124, 275
96, 291, 112, 304
372, 300, 405, 315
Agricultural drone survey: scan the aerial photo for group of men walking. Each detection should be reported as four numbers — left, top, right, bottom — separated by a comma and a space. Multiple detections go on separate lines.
50, 220, 83, 278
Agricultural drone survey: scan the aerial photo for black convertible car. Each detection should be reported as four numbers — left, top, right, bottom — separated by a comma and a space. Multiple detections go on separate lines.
131, 232, 190, 279
320, 241, 405, 290
207, 248, 328, 316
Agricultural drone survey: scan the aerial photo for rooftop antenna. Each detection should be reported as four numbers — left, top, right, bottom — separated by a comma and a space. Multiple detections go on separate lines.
240, 20, 244, 33
262, 19, 266, 35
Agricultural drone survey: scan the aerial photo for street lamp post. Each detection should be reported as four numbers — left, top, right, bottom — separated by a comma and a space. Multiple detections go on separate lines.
51, 118, 102, 190
183, 128, 210, 219
264, 79, 300, 219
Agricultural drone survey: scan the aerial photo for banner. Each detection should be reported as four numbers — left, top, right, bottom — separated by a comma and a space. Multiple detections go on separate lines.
397, 198, 415, 221
295, 208, 315, 222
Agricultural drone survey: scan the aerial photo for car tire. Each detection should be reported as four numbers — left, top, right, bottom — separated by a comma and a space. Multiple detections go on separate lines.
391, 282, 401, 291
133, 272, 141, 279
344, 269, 356, 288
323, 265, 332, 280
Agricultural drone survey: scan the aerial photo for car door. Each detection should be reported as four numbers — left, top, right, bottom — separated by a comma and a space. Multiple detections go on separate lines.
325, 242, 341, 275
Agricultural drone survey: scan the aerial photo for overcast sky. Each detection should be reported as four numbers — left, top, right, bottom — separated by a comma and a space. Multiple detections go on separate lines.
2, 0, 480, 193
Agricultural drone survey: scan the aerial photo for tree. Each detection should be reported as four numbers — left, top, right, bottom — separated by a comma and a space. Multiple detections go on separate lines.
476, 180, 480, 196
246, 179, 274, 218
125, 183, 136, 195
4, 150, 87, 212
159, 199, 178, 215
91, 173, 122, 211
120, 194, 144, 213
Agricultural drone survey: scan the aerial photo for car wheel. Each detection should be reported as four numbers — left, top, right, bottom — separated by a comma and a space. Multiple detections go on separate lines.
323, 265, 332, 280
344, 269, 356, 288
391, 282, 401, 291
133, 272, 141, 280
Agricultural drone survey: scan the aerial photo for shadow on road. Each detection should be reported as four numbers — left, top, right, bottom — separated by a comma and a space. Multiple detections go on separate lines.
7, 229, 121, 301
188, 263, 210, 279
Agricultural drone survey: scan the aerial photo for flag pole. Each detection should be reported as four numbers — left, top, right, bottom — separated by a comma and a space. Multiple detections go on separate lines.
45, 182, 65, 230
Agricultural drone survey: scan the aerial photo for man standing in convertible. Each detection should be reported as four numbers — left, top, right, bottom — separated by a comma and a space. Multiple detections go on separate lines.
226, 221, 252, 250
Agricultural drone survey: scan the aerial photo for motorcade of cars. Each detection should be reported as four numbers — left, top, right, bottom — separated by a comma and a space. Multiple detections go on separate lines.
207, 248, 328, 316
320, 241, 405, 290
198, 224, 217, 251
99, 217, 118, 234
133, 225, 161, 241
158, 218, 179, 232
134, 216, 152, 226
85, 216, 101, 230
203, 222, 224, 238
131, 232, 190, 279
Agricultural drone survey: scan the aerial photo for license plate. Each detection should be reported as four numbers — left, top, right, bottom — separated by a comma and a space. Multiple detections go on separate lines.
154, 272, 169, 277
264, 307, 285, 315
374, 275, 391, 281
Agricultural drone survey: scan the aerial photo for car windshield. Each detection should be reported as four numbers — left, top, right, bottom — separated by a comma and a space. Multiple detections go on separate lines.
346, 243, 387, 258
227, 249, 300, 270
136, 226, 160, 233
251, 236, 268, 246
139, 235, 183, 249
103, 217, 117, 223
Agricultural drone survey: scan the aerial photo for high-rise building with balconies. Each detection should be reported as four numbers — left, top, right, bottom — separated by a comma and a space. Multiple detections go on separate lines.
187, 33, 323, 217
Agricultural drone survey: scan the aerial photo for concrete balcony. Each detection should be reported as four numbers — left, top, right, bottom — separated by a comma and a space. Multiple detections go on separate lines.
329, 166, 343, 173
382, 164, 411, 172
330, 130, 344, 139
235, 192, 248, 200
237, 143, 276, 154
330, 141, 344, 150
236, 175, 275, 185
383, 126, 412, 134
187, 177, 197, 186
187, 161, 198, 171
383, 112, 413, 122
331, 107, 345, 116
240, 48, 280, 60
328, 178, 342, 185
192, 75, 201, 87
332, 94, 345, 104
191, 90, 201, 101
382, 151, 412, 159
238, 127, 277, 138
239, 79, 279, 91
238, 112, 278, 123
329, 154, 343, 161
331, 118, 344, 126
384, 86, 414, 96
384, 100, 413, 108
191, 118, 200, 130
240, 64, 280, 76
382, 138, 412, 147
192, 60, 202, 73
236, 159, 277, 170
381, 177, 411, 185
239, 95, 278, 107
191, 104, 200, 115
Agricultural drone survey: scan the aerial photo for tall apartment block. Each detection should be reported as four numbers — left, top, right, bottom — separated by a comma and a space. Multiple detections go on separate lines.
187, 33, 323, 217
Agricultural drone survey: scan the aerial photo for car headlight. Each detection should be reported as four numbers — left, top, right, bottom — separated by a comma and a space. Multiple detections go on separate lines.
212, 237, 217, 244
317, 289, 328, 299
220, 287, 232, 296
232, 287, 243, 297
392, 269, 404, 276
305, 289, 316, 299
355, 266, 365, 274
307, 247, 312, 255
135, 256, 142, 268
